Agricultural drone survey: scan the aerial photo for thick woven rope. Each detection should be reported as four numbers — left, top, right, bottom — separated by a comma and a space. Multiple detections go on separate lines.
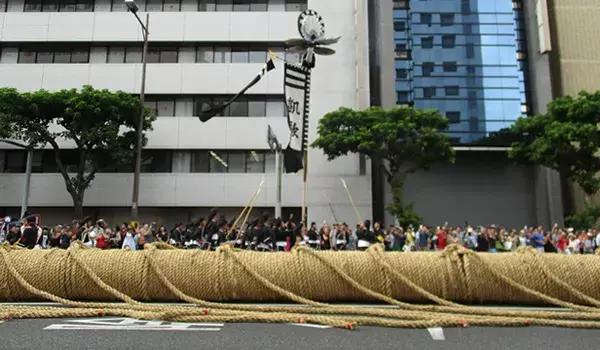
1, 242, 600, 329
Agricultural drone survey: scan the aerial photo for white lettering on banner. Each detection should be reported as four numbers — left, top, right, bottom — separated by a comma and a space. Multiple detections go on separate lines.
43, 318, 223, 332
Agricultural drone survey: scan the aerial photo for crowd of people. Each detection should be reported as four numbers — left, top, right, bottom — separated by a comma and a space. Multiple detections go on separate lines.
1, 210, 600, 254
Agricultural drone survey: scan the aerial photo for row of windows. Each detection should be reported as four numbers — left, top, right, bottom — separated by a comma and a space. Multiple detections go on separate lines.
394, 13, 520, 29
143, 95, 285, 117
0, 150, 276, 174
19, 0, 306, 12
13, 44, 287, 64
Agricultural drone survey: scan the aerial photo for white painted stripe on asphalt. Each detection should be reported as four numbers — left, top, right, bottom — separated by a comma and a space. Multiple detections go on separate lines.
290, 323, 332, 329
44, 325, 221, 331
427, 327, 445, 340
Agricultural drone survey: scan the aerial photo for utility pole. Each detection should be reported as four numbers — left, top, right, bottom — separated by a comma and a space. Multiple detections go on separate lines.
126, 0, 150, 220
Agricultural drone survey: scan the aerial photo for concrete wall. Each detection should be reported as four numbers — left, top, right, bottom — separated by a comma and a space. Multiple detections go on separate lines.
402, 151, 537, 229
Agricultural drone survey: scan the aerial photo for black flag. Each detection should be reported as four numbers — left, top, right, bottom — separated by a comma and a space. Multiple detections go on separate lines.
283, 63, 311, 173
198, 55, 276, 123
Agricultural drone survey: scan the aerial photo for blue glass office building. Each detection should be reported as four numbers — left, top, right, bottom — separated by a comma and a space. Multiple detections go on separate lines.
393, 0, 529, 144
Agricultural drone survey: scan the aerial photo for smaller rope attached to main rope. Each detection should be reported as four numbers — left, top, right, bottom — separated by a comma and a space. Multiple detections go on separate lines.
1, 242, 600, 329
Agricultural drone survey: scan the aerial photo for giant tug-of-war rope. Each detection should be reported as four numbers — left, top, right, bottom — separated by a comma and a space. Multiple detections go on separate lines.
2, 242, 600, 329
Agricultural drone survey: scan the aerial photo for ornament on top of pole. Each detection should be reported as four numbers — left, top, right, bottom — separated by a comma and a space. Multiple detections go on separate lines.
282, 9, 341, 226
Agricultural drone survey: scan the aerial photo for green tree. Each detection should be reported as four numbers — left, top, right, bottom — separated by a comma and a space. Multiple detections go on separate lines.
509, 90, 600, 225
312, 106, 455, 226
0, 85, 155, 218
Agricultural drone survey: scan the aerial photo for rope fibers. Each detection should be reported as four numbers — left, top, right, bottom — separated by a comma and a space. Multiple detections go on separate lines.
1, 242, 600, 330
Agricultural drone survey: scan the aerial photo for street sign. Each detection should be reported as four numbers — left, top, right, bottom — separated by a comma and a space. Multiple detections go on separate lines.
43, 318, 223, 332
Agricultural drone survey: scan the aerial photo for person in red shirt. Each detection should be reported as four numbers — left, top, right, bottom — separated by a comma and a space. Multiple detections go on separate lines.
556, 230, 569, 253
436, 229, 448, 251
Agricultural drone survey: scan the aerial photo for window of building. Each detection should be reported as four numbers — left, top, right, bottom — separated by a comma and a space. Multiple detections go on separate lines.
191, 151, 210, 173
43, 0, 59, 11
445, 86, 460, 96
461, 0, 470, 13
146, 48, 160, 64
216, 0, 232, 11
442, 61, 457, 72
146, 0, 163, 11
227, 151, 246, 173
423, 87, 436, 98
214, 47, 231, 63
469, 117, 479, 132
422, 62, 434, 76
196, 46, 214, 63
285, 0, 306, 11
111, 0, 127, 11
397, 91, 410, 104
465, 43, 475, 58
209, 151, 228, 173
421, 36, 434, 49
396, 68, 407, 80
141, 151, 172, 173
248, 96, 266, 116
53, 49, 71, 63
160, 47, 178, 63
446, 111, 460, 124
108, 47, 125, 63
18, 50, 36, 64
250, 0, 267, 11
420, 13, 432, 26
24, 0, 42, 12
395, 44, 411, 60
440, 13, 454, 26
3, 151, 25, 173
249, 49, 267, 63
233, 0, 250, 11
125, 47, 142, 63
245, 151, 265, 173
230, 97, 249, 116
198, 0, 216, 11
394, 21, 406, 32
156, 100, 176, 117
60, 0, 77, 12
442, 35, 456, 48
70, 48, 89, 63
164, 0, 181, 11
393, 0, 408, 9
37, 51, 53, 63
466, 65, 476, 75
231, 47, 249, 63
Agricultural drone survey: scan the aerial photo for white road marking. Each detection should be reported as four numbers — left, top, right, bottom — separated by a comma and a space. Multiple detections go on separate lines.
427, 327, 445, 340
43, 318, 223, 332
290, 323, 332, 329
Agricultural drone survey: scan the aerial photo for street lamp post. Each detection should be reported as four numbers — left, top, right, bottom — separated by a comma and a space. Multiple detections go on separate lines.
0, 139, 33, 219
126, 0, 149, 220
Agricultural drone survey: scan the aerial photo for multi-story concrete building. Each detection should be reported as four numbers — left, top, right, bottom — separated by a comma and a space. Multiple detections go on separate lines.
0, 0, 372, 225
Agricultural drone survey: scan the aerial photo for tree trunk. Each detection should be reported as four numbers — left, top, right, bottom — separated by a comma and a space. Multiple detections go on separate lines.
70, 190, 85, 219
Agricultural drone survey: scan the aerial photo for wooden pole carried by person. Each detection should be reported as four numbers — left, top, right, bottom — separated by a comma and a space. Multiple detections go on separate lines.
227, 178, 265, 239
340, 178, 363, 223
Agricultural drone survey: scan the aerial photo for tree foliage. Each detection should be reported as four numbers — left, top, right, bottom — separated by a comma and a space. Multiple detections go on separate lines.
312, 106, 455, 225
0, 85, 155, 218
509, 90, 600, 195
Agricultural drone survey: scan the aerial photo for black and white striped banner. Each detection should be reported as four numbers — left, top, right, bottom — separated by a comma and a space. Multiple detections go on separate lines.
283, 63, 311, 174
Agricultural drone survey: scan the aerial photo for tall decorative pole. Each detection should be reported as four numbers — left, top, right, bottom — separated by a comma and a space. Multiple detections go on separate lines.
282, 9, 340, 226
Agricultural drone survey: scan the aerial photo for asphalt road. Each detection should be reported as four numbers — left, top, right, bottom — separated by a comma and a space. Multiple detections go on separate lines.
0, 307, 597, 350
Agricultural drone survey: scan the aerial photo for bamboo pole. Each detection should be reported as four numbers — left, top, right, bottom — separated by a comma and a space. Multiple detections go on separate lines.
226, 178, 265, 239
340, 178, 363, 223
